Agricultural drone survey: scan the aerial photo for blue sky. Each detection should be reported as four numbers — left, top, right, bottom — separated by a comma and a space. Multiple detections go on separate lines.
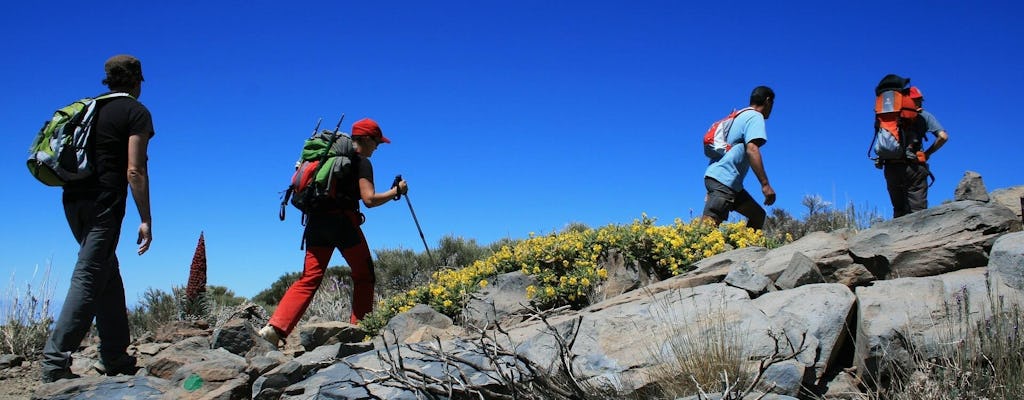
2, 1, 1021, 305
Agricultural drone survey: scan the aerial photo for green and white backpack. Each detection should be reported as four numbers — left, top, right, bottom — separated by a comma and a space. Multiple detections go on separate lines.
27, 92, 132, 186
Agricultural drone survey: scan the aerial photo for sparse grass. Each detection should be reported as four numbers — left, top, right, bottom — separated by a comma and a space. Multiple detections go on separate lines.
764, 195, 884, 244
302, 275, 352, 323
872, 288, 1024, 399
0, 264, 55, 359
642, 290, 752, 398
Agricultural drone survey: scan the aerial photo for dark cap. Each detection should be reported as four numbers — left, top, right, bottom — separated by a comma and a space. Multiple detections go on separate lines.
104, 54, 144, 82
351, 118, 391, 143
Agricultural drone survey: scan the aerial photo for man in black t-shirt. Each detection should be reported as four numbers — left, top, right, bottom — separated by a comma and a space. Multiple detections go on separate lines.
42, 55, 155, 383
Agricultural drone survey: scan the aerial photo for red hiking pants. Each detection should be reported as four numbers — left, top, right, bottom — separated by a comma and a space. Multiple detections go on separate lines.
269, 210, 375, 336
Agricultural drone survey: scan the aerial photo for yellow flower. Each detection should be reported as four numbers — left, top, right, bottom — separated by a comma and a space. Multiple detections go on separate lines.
597, 268, 608, 279
526, 285, 537, 298
581, 277, 590, 286
443, 299, 453, 308
545, 286, 556, 297
479, 279, 488, 288
568, 277, 578, 285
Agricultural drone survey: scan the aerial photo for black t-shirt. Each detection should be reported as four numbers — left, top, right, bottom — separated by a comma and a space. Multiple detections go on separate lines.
336, 156, 374, 211
65, 93, 155, 194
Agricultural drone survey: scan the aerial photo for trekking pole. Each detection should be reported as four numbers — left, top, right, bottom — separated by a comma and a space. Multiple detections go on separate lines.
392, 175, 434, 265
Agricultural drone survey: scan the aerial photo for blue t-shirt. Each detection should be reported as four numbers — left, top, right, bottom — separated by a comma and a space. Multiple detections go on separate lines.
919, 110, 944, 134
704, 109, 767, 192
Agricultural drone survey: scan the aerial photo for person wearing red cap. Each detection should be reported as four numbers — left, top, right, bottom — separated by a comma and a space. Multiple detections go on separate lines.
258, 118, 407, 347
882, 84, 949, 217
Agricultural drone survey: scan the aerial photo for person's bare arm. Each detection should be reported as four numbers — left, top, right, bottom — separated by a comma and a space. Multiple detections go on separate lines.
359, 178, 408, 208
746, 140, 776, 206
127, 134, 152, 255
925, 130, 948, 159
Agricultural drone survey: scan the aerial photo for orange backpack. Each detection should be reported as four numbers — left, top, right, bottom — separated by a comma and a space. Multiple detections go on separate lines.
870, 75, 921, 161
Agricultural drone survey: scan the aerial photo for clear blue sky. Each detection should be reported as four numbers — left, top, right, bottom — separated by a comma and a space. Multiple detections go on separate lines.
2, 1, 1021, 305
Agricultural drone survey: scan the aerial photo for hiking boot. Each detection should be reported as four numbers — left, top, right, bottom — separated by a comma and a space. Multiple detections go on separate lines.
257, 324, 283, 348
41, 369, 80, 383
93, 354, 138, 376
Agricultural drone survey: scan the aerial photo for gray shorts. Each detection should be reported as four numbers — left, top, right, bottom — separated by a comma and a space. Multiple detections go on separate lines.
702, 177, 765, 230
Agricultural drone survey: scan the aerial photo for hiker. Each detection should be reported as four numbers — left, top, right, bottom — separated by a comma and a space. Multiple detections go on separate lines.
702, 86, 777, 230
41, 55, 154, 383
879, 83, 949, 218
258, 118, 408, 347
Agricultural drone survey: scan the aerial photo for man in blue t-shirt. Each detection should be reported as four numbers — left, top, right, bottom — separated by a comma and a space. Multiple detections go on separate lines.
702, 86, 777, 230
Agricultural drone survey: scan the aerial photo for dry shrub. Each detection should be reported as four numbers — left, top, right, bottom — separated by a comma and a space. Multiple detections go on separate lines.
0, 264, 55, 359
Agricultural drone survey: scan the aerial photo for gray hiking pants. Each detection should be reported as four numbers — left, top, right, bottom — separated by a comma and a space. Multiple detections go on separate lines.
883, 161, 930, 218
42, 191, 131, 374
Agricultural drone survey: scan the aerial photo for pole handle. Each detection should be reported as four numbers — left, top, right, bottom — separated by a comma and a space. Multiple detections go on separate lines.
391, 174, 403, 200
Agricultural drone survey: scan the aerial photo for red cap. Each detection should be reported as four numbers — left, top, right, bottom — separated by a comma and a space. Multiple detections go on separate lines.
907, 86, 923, 99
351, 118, 391, 143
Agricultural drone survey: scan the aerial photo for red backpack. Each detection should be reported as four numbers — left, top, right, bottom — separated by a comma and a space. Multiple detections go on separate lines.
703, 107, 754, 160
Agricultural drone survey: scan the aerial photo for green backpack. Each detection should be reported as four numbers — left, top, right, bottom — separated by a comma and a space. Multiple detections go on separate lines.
278, 117, 358, 222
27, 92, 132, 186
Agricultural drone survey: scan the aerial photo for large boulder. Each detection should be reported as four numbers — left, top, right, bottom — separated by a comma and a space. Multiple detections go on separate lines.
848, 201, 1021, 279
953, 170, 989, 202
854, 268, 990, 386
990, 185, 1024, 220
509, 282, 854, 393
753, 231, 863, 285
33, 376, 172, 400
987, 232, 1024, 292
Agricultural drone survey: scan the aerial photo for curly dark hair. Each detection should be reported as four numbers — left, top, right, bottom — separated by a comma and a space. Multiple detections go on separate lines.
102, 55, 144, 90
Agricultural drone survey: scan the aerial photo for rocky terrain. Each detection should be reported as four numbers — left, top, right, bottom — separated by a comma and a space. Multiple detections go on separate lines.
5, 172, 1023, 399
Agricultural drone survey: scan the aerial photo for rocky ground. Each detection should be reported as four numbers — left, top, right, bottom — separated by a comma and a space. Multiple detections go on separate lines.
2, 177, 1021, 399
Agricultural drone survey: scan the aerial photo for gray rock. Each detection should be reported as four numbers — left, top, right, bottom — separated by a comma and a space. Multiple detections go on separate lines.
774, 252, 826, 290
954, 170, 990, 202
849, 201, 1021, 279
147, 336, 214, 379
0, 354, 23, 369
824, 370, 867, 399
337, 341, 375, 359
725, 262, 774, 296
298, 321, 366, 350
593, 248, 660, 300
32, 376, 172, 400
693, 246, 769, 274
211, 318, 272, 357
382, 304, 453, 344
461, 271, 538, 329
252, 343, 341, 399
854, 268, 990, 386
760, 359, 806, 396
987, 232, 1024, 291
752, 284, 856, 383
990, 186, 1024, 220
754, 231, 858, 285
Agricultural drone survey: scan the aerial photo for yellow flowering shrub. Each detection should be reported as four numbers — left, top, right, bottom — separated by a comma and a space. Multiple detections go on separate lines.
359, 215, 769, 333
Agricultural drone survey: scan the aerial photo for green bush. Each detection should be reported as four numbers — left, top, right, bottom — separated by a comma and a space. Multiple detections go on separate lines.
128, 287, 178, 338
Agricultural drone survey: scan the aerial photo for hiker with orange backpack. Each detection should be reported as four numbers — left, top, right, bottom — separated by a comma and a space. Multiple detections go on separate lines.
259, 118, 408, 347
870, 74, 949, 218
701, 86, 777, 230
